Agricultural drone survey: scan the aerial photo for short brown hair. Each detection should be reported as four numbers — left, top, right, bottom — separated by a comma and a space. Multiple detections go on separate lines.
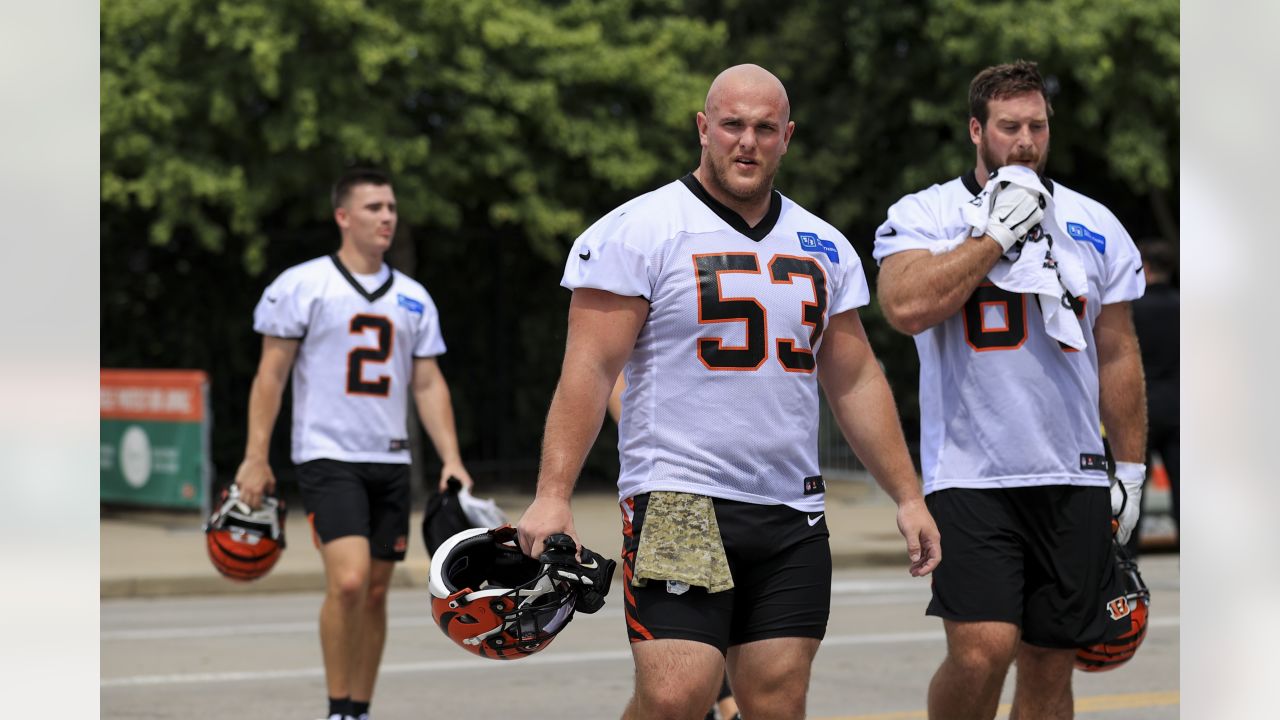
331, 168, 392, 209
969, 60, 1053, 125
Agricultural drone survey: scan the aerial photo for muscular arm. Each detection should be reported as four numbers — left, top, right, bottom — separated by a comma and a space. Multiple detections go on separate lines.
234, 336, 298, 508
816, 309, 940, 576
877, 238, 1004, 335
412, 357, 472, 490
1094, 302, 1147, 463
517, 288, 648, 557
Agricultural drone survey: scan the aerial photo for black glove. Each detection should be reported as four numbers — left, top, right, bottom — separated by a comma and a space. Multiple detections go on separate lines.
539, 533, 617, 615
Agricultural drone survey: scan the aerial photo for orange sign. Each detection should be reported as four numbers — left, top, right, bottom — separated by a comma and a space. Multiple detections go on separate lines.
100, 369, 208, 422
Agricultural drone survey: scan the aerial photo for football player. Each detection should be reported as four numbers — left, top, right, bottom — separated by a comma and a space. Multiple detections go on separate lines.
873, 60, 1148, 719
518, 64, 940, 720
234, 168, 473, 720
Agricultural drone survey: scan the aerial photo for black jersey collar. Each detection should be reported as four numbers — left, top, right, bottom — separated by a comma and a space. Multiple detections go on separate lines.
679, 172, 782, 242
962, 168, 1055, 197
330, 254, 394, 302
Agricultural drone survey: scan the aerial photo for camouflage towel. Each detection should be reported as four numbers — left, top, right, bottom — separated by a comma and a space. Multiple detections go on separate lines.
632, 491, 733, 593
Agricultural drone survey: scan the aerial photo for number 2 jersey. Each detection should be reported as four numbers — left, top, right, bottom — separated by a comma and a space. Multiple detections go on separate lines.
873, 171, 1145, 495
563, 174, 870, 512
253, 254, 446, 465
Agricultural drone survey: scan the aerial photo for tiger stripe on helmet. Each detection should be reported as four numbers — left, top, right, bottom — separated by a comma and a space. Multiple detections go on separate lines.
204, 487, 286, 583
1076, 543, 1150, 672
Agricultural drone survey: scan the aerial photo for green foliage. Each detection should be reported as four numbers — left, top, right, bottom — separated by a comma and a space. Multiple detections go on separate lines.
102, 0, 723, 484
103, 0, 722, 271
684, 0, 1178, 443
102, 0, 1177, 485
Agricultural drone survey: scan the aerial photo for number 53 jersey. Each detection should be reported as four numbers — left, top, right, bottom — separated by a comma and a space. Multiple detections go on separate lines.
872, 171, 1145, 495
563, 174, 870, 512
253, 254, 446, 465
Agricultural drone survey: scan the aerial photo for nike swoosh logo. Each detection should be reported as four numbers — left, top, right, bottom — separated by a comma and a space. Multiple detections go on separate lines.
1000, 207, 1037, 226
578, 249, 591, 261
807, 513, 824, 527
579, 559, 598, 569
879, 227, 897, 237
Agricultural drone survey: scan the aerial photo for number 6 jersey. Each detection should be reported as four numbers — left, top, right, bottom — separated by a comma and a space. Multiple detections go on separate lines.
873, 171, 1145, 495
253, 254, 446, 465
564, 174, 869, 512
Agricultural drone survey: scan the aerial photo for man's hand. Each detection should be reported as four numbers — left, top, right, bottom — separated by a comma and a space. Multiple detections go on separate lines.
1111, 462, 1146, 545
233, 457, 275, 509
438, 462, 473, 492
895, 497, 941, 577
516, 496, 578, 559
984, 184, 1045, 251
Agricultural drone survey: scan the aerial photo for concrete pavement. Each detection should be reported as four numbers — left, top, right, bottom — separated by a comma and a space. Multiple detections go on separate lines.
101, 479, 913, 598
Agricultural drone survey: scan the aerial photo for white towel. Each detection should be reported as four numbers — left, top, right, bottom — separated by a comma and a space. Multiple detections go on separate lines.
940, 165, 1089, 350
457, 487, 508, 529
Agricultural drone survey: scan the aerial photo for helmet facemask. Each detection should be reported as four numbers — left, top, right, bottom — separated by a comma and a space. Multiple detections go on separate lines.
204, 486, 286, 581
429, 526, 614, 660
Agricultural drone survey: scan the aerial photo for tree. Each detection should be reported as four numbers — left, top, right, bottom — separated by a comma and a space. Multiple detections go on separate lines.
689, 0, 1179, 444
102, 0, 1178, 485
102, 0, 724, 486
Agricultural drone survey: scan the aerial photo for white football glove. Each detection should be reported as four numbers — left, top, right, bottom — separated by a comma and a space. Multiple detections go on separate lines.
984, 183, 1045, 252
1110, 462, 1146, 545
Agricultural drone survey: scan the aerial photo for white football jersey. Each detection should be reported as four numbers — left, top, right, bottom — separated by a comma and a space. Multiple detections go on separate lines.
253, 254, 447, 465
873, 171, 1145, 494
564, 174, 870, 512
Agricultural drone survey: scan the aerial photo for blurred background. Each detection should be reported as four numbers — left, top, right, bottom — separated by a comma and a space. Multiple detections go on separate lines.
99, 0, 1180, 508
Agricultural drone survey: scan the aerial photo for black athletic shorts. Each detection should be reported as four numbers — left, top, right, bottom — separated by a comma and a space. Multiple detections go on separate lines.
925, 485, 1125, 648
295, 459, 410, 561
620, 493, 831, 654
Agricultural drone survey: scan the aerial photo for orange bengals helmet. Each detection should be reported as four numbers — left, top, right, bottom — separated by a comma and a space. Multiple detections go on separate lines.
428, 526, 614, 660
205, 485, 286, 582
1076, 542, 1150, 672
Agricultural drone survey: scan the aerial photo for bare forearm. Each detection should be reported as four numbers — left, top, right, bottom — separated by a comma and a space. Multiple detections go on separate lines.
1095, 303, 1148, 463
1099, 343, 1147, 463
416, 382, 464, 466
831, 372, 922, 505
818, 310, 922, 505
880, 238, 1003, 335
535, 289, 646, 501
243, 373, 285, 460
537, 370, 613, 501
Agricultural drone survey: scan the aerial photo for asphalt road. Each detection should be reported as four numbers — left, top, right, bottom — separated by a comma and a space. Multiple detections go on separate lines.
101, 556, 1180, 719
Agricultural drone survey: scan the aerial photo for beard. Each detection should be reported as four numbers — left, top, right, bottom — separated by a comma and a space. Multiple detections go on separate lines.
980, 137, 1049, 177
705, 150, 777, 207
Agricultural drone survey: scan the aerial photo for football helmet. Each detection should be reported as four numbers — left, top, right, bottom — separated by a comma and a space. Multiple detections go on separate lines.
1076, 542, 1150, 672
205, 485, 286, 582
428, 526, 615, 660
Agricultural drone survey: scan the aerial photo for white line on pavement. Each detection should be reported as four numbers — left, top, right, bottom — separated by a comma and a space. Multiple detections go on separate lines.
101, 618, 1179, 688
102, 578, 933, 640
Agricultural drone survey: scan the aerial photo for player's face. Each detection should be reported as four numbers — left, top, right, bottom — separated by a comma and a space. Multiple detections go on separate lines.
972, 92, 1050, 177
697, 92, 795, 208
336, 183, 397, 254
